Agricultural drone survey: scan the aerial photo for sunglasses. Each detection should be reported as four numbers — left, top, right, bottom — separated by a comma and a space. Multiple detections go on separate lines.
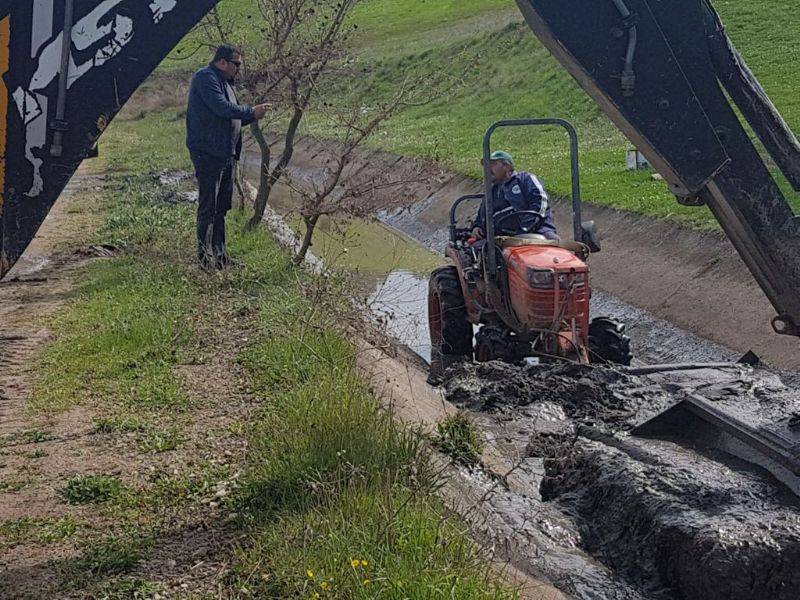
228, 59, 242, 67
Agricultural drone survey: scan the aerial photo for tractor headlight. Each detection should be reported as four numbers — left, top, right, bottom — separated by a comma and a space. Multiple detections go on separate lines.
528, 269, 555, 288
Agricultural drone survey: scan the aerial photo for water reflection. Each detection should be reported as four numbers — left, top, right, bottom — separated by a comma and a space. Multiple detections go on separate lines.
369, 270, 432, 362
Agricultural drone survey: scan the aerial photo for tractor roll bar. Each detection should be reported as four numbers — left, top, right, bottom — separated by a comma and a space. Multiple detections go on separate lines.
482, 118, 583, 280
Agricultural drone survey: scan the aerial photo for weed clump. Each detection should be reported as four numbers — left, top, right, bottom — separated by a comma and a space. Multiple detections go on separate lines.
21, 429, 54, 443
434, 413, 485, 465
138, 428, 185, 453
93, 416, 149, 434
62, 475, 126, 505
73, 535, 147, 576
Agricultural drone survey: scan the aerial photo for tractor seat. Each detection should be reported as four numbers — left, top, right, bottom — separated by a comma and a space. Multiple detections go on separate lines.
496, 235, 590, 258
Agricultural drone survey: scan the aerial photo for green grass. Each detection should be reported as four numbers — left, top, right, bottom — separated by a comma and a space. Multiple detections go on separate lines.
30, 178, 196, 416
0, 517, 85, 547
93, 416, 150, 434
62, 475, 128, 505
137, 427, 186, 454
21, 429, 54, 443
0, 429, 54, 446
232, 266, 512, 598
31, 256, 193, 414
22, 105, 517, 597
434, 413, 486, 466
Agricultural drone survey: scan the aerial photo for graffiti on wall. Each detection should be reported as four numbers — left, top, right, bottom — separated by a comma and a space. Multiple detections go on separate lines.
11, 0, 180, 197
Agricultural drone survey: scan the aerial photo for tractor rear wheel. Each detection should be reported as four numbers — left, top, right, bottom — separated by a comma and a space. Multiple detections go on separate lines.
589, 317, 633, 365
428, 267, 473, 381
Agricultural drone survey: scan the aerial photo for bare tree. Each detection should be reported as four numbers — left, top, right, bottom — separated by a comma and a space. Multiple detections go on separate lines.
197, 1, 474, 247
288, 72, 470, 263
193, 1, 362, 229
239, 0, 364, 230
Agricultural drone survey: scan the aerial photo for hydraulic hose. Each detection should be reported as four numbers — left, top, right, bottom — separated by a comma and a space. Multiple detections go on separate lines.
51, 0, 75, 158
610, 0, 638, 96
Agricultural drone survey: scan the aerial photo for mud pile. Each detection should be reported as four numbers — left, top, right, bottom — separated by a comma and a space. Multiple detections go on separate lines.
444, 362, 675, 432
443, 362, 800, 600
549, 437, 800, 600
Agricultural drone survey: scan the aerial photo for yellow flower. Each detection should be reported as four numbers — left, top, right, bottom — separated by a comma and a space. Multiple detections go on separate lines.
360, 560, 368, 568
362, 579, 371, 586
351, 559, 360, 568
320, 581, 330, 591
307, 570, 315, 579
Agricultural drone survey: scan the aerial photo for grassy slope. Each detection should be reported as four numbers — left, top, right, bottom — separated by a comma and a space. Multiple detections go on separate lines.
8, 104, 515, 597
171, 0, 799, 228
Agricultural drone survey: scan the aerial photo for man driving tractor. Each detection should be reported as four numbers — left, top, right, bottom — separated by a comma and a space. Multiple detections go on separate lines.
471, 150, 560, 242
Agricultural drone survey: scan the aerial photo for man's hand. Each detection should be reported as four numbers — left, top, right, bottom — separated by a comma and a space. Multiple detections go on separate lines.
253, 103, 269, 120
471, 227, 484, 240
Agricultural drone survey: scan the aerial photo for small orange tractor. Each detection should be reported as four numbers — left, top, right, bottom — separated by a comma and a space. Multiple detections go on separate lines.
428, 119, 631, 378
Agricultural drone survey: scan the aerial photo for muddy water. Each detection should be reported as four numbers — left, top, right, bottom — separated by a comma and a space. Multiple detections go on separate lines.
353, 223, 800, 598
369, 270, 432, 361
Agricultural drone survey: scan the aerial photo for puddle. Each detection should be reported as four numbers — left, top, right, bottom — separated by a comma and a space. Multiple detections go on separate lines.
369, 270, 432, 362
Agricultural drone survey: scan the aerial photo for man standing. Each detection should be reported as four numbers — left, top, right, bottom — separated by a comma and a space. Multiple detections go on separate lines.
186, 44, 268, 270
472, 150, 559, 242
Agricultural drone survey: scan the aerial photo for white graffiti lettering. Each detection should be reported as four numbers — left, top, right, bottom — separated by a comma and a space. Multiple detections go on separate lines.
150, 0, 178, 24
13, 0, 174, 197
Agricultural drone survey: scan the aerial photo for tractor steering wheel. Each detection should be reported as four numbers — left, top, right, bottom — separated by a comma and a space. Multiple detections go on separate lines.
494, 210, 545, 237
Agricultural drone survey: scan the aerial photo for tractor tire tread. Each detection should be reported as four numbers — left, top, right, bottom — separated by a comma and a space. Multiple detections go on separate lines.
429, 266, 473, 357
589, 317, 633, 366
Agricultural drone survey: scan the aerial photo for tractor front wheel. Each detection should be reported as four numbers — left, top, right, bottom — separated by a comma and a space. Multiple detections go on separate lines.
588, 317, 633, 365
428, 266, 473, 382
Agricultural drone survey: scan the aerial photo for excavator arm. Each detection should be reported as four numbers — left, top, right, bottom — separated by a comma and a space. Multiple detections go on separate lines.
514, 0, 800, 337
0, 0, 220, 277
511, 0, 800, 496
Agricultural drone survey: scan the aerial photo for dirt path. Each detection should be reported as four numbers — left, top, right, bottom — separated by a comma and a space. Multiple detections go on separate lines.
0, 173, 259, 598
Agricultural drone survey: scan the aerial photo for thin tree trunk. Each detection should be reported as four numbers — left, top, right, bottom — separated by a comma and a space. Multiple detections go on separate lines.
233, 161, 249, 210
247, 106, 304, 230
295, 213, 319, 264
246, 123, 271, 229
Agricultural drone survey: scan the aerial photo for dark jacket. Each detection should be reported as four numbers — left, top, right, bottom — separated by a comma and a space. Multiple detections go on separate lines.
186, 65, 255, 162
475, 171, 558, 239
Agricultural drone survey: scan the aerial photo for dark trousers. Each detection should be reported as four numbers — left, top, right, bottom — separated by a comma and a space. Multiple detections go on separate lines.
192, 152, 233, 265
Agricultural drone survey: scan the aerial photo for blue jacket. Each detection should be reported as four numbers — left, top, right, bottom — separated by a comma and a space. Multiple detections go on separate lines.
475, 171, 558, 239
186, 65, 255, 162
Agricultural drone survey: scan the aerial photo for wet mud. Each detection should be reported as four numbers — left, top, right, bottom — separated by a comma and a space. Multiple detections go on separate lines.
443, 362, 800, 599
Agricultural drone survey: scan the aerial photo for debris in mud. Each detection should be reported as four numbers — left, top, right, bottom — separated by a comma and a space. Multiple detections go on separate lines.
545, 436, 800, 600
442, 360, 800, 599
442, 361, 674, 432
155, 169, 199, 204
155, 170, 192, 188
162, 190, 199, 204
